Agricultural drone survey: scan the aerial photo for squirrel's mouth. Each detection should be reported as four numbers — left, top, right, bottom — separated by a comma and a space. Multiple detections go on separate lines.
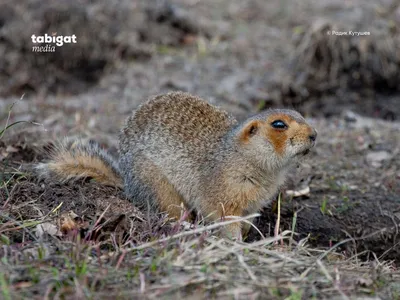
294, 141, 315, 157
296, 148, 310, 157
300, 140, 316, 156
300, 149, 310, 156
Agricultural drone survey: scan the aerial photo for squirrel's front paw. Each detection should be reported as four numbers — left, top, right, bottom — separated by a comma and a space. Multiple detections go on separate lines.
221, 223, 242, 241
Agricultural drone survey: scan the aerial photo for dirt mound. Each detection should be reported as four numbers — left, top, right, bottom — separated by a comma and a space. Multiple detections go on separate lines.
0, 0, 209, 97
0, 138, 170, 246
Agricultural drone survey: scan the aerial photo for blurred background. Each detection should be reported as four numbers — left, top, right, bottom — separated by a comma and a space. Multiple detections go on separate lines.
1, 0, 399, 139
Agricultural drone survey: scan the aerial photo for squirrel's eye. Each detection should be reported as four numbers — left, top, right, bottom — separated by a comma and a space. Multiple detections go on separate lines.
271, 120, 287, 129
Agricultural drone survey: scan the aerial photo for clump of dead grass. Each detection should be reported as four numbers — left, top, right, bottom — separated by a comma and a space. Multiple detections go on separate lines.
269, 20, 400, 120
290, 20, 400, 94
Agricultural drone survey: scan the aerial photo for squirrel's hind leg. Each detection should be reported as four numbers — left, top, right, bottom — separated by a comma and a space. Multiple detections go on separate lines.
122, 154, 189, 221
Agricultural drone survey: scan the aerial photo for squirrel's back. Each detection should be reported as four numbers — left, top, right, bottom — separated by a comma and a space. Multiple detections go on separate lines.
120, 91, 237, 157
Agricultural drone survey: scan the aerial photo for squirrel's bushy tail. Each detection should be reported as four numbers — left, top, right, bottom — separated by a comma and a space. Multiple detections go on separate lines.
36, 138, 123, 188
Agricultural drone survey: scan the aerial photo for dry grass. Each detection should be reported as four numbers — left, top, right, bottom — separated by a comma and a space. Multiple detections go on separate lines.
1, 197, 400, 300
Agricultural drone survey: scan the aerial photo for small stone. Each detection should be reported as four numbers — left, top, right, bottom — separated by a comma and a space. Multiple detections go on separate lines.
366, 151, 391, 163
366, 151, 392, 167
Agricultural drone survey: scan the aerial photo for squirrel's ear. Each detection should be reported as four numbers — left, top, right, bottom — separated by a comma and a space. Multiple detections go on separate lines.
239, 120, 262, 143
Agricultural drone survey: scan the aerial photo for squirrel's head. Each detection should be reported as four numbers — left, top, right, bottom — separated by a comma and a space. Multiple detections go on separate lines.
236, 109, 317, 170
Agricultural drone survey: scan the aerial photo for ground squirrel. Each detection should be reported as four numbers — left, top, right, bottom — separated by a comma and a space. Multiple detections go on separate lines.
37, 91, 317, 239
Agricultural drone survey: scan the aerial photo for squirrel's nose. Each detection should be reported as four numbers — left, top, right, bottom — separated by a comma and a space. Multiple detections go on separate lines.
309, 129, 317, 142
